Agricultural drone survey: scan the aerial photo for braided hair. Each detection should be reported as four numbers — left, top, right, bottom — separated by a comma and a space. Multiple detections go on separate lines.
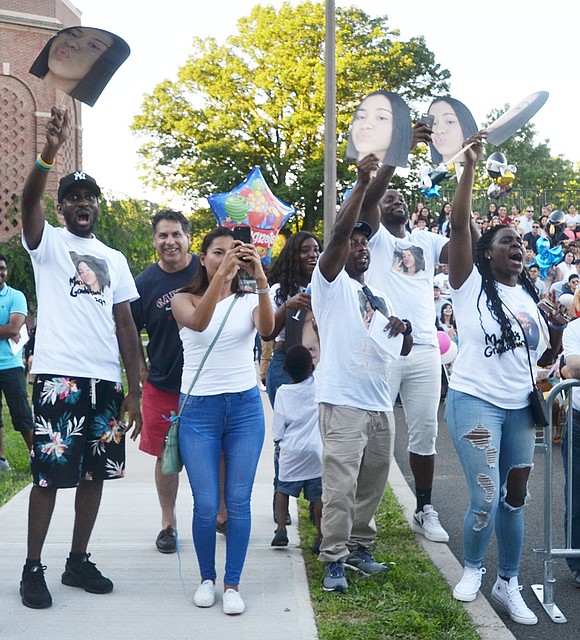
268, 232, 321, 307
474, 225, 540, 354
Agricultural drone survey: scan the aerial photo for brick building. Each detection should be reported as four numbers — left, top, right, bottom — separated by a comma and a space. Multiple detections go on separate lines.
0, 0, 82, 241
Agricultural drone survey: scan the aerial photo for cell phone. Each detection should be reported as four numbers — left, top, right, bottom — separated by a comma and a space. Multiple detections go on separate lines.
418, 113, 434, 128
233, 225, 252, 244
537, 299, 571, 323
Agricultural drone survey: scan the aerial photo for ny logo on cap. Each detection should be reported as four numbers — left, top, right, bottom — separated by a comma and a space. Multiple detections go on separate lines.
73, 171, 87, 181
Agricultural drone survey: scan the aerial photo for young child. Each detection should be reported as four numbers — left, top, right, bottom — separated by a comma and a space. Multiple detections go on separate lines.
271, 345, 322, 551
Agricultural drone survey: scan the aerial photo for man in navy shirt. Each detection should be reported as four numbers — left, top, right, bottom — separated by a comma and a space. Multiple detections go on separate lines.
131, 210, 198, 553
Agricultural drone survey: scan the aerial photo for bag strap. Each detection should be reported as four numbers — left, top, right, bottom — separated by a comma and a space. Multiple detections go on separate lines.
502, 301, 537, 389
176, 295, 239, 418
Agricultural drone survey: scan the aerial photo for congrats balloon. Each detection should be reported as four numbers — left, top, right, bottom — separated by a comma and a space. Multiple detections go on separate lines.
207, 167, 296, 264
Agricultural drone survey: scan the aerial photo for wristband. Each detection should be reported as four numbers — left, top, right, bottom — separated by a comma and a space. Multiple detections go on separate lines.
401, 319, 412, 336
36, 154, 55, 172
256, 287, 270, 295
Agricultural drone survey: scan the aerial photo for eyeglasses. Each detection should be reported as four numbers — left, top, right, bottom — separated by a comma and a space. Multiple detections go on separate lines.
532, 225, 540, 228
526, 210, 534, 213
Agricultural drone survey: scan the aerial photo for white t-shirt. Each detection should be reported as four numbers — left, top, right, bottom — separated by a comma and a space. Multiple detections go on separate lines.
565, 213, 580, 228
366, 225, 448, 346
311, 266, 394, 411
449, 268, 548, 409
180, 293, 259, 395
563, 320, 580, 411
23, 223, 138, 381
272, 375, 322, 482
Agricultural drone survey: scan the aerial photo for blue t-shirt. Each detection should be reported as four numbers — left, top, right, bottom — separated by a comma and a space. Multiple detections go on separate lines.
0, 284, 27, 369
131, 256, 199, 393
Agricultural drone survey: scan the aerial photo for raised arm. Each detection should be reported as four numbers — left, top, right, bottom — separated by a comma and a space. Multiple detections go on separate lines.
359, 122, 433, 234
448, 133, 486, 289
22, 107, 71, 249
318, 154, 379, 282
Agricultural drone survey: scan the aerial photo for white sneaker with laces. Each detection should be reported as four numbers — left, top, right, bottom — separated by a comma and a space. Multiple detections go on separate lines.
412, 505, 450, 542
193, 580, 216, 608
453, 566, 486, 602
223, 588, 245, 615
491, 576, 538, 625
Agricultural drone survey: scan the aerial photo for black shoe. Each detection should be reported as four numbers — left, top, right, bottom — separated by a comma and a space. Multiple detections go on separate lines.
311, 538, 322, 554
573, 571, 580, 588
155, 526, 177, 553
61, 553, 113, 594
20, 563, 52, 609
271, 529, 289, 547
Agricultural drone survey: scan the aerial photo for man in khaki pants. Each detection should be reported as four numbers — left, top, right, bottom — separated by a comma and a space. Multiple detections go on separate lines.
310, 154, 412, 593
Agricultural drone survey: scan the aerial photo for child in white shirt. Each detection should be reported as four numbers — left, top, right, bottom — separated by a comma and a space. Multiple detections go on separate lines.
271, 346, 322, 551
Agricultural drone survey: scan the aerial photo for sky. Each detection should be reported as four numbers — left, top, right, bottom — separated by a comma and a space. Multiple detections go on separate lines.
66, 0, 579, 204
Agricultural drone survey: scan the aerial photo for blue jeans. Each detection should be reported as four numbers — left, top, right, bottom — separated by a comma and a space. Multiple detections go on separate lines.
178, 387, 265, 586
445, 389, 535, 577
562, 410, 580, 571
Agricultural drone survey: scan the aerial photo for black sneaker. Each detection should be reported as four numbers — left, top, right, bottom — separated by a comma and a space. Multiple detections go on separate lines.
61, 553, 113, 594
155, 526, 177, 553
20, 563, 52, 609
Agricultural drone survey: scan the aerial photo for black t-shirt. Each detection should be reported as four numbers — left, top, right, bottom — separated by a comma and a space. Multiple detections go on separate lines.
131, 255, 199, 393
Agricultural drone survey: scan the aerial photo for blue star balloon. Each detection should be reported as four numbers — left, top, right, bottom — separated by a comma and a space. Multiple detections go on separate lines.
207, 167, 295, 264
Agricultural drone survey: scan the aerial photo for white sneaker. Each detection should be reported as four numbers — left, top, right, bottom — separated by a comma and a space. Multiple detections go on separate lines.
453, 566, 486, 602
491, 576, 538, 625
193, 580, 216, 608
412, 505, 450, 542
223, 588, 245, 615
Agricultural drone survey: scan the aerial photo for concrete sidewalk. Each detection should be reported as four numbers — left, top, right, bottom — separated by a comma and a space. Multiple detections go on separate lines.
0, 391, 514, 640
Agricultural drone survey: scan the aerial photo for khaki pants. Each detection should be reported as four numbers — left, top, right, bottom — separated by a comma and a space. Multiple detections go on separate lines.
259, 338, 274, 382
318, 403, 394, 563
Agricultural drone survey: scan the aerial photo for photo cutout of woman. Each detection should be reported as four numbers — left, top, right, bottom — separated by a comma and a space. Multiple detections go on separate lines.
485, 91, 549, 146
346, 90, 412, 168
29, 26, 130, 106
428, 96, 478, 165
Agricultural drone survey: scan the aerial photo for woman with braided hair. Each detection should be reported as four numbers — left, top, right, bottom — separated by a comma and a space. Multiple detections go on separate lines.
263, 231, 321, 407
444, 132, 566, 625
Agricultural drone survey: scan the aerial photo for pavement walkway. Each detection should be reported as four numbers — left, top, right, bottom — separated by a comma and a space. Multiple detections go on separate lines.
0, 391, 515, 640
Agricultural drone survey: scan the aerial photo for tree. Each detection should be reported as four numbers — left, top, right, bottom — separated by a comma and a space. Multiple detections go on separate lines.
132, 1, 450, 231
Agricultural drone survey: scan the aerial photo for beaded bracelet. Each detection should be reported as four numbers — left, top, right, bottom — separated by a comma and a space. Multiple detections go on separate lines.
36, 154, 55, 172
256, 287, 270, 295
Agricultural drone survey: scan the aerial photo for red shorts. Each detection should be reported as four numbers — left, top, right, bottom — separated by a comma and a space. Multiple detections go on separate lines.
139, 381, 179, 458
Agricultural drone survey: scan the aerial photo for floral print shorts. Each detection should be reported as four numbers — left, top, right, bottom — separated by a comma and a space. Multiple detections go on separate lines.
30, 375, 127, 489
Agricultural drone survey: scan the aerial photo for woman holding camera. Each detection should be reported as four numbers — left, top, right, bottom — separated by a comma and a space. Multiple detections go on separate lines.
171, 227, 274, 615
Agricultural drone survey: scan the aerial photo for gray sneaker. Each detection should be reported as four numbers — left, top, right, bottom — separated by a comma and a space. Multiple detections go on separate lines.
344, 547, 389, 576
322, 561, 348, 592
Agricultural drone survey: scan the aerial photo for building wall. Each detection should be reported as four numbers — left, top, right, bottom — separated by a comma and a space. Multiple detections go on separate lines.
0, 0, 82, 240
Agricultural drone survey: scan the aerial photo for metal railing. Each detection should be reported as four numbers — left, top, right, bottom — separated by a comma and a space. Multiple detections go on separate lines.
531, 378, 580, 623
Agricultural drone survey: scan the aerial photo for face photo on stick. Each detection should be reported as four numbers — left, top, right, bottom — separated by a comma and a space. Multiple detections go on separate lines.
485, 91, 549, 146
29, 26, 130, 107
346, 90, 412, 168
428, 96, 477, 164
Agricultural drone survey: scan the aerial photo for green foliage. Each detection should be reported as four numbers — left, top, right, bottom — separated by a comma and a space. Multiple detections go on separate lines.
0, 394, 33, 506
132, 1, 450, 231
298, 489, 480, 640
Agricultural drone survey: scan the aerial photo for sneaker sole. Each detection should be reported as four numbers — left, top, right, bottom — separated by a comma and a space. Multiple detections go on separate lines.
61, 574, 113, 594
491, 591, 538, 625
411, 520, 450, 543
453, 587, 478, 602
322, 583, 348, 592
20, 588, 52, 609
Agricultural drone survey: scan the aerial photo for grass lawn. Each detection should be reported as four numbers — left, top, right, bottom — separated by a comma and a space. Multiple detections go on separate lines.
297, 491, 480, 640
0, 403, 33, 506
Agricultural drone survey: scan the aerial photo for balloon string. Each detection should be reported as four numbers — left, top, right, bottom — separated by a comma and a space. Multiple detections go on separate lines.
444, 140, 476, 166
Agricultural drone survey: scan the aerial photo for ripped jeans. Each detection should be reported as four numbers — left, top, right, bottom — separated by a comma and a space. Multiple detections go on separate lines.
445, 389, 535, 578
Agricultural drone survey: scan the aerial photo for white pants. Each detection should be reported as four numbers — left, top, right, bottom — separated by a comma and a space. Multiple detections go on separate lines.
388, 344, 441, 456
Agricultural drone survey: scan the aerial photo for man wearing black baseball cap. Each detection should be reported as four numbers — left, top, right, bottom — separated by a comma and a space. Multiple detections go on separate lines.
19, 106, 142, 610
311, 153, 412, 593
